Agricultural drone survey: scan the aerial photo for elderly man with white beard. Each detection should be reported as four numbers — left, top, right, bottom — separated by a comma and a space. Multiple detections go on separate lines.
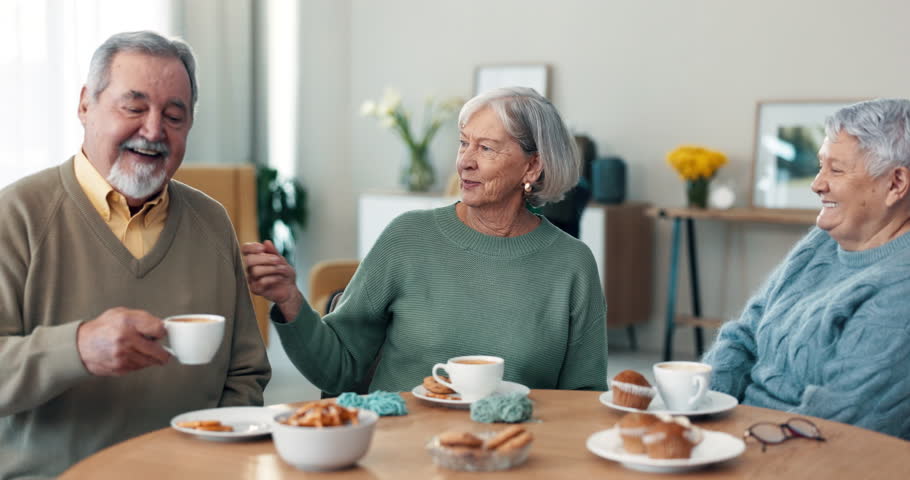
0, 31, 270, 479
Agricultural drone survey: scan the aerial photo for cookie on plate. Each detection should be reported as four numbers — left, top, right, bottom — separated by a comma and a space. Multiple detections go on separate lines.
423, 376, 456, 395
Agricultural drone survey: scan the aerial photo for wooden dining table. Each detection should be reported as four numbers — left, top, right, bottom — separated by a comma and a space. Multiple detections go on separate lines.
60, 390, 910, 479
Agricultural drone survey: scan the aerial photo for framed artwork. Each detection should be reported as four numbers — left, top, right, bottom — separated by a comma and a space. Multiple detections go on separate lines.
474, 64, 550, 98
750, 99, 860, 210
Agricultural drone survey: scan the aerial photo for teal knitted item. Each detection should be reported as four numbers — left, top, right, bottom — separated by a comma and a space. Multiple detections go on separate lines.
470, 393, 533, 423
336, 391, 408, 416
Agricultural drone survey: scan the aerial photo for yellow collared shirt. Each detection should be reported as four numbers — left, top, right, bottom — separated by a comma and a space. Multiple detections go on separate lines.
73, 152, 169, 259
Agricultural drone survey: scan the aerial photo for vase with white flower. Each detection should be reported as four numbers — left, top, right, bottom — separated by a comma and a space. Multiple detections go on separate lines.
360, 88, 462, 192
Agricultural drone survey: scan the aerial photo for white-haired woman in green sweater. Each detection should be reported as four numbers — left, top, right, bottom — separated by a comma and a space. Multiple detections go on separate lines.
243, 87, 607, 395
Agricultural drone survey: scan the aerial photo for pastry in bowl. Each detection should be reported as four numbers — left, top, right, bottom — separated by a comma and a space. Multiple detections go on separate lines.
427, 426, 533, 471
272, 401, 379, 471
610, 370, 656, 410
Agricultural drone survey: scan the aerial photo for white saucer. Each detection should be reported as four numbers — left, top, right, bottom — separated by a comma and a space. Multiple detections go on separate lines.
412, 381, 530, 409
586, 427, 745, 473
171, 406, 284, 441
599, 390, 738, 417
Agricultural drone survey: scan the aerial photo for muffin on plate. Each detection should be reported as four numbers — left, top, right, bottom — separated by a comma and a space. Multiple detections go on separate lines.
616, 413, 660, 454
610, 370, 656, 410
642, 415, 703, 459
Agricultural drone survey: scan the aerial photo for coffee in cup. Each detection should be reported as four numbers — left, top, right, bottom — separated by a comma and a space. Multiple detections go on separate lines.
162, 314, 225, 365
431, 355, 504, 402
168, 317, 219, 324
652, 361, 712, 411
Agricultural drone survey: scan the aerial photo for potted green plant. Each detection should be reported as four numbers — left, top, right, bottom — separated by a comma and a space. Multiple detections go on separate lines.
256, 165, 307, 263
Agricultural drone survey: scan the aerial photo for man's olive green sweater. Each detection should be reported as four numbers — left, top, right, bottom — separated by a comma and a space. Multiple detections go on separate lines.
0, 159, 270, 479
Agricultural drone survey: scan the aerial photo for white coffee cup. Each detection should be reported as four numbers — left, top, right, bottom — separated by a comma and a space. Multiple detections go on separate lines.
652, 361, 712, 412
431, 355, 504, 402
162, 314, 225, 365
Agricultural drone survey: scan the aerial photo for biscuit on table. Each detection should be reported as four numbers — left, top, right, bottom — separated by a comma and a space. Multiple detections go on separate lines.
494, 430, 533, 453
423, 376, 456, 394
438, 431, 483, 448
483, 425, 526, 450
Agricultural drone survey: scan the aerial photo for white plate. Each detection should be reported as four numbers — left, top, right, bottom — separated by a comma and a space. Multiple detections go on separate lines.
586, 427, 745, 473
599, 390, 738, 417
411, 381, 531, 409
171, 406, 284, 441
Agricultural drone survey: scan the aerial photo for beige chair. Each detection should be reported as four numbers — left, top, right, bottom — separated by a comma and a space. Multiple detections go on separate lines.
308, 259, 360, 316
172, 164, 271, 345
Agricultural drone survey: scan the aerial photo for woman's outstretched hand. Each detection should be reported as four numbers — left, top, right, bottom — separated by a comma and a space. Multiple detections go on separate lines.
241, 240, 304, 323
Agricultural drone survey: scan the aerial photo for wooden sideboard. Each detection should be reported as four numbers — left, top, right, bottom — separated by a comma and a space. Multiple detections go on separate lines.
358, 192, 653, 342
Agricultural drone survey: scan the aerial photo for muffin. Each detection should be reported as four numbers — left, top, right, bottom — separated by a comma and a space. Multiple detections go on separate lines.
617, 413, 660, 454
642, 415, 703, 459
610, 370, 656, 409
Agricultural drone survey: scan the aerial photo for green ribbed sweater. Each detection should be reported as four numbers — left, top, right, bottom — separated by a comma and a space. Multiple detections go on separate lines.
276, 203, 607, 394
0, 159, 270, 480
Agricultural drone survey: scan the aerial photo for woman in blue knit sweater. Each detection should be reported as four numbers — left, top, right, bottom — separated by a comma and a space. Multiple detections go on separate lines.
703, 98, 910, 440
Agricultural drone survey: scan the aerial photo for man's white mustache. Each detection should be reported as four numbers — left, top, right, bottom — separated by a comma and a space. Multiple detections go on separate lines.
120, 138, 170, 157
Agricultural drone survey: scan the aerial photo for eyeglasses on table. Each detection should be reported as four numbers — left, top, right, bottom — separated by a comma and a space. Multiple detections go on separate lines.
743, 417, 826, 452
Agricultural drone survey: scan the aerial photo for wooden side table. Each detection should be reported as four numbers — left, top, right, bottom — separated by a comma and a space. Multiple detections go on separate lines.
646, 207, 817, 360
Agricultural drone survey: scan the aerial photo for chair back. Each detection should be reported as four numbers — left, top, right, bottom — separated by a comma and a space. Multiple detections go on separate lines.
308, 259, 360, 316
172, 164, 270, 344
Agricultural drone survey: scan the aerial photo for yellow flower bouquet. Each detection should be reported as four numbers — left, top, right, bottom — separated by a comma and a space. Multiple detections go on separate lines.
666, 145, 728, 208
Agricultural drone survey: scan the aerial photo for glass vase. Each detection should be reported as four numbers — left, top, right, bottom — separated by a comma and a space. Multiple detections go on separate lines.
686, 178, 710, 209
402, 148, 435, 192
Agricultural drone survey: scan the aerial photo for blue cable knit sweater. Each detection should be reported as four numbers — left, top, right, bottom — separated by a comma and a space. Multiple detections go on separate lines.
703, 227, 910, 440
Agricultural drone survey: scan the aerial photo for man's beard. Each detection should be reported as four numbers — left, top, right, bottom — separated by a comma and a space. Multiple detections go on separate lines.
107, 138, 170, 200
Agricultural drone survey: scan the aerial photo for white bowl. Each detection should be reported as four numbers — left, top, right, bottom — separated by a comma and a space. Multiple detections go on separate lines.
271, 409, 379, 471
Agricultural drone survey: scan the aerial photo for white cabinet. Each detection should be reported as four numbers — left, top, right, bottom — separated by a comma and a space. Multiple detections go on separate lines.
357, 192, 457, 258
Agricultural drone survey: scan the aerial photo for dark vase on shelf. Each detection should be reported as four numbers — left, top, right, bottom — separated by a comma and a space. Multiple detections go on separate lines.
686, 178, 710, 209
592, 156, 626, 204
402, 148, 434, 192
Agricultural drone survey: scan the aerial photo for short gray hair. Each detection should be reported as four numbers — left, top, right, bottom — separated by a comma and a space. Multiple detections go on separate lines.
458, 86, 579, 206
86, 31, 198, 111
825, 98, 910, 177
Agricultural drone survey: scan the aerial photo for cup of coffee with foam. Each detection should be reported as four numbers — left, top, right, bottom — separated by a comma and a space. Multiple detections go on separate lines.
162, 314, 225, 365
652, 361, 712, 411
431, 355, 504, 402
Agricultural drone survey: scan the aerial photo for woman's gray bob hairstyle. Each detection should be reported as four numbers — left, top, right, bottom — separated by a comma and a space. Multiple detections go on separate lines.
458, 86, 580, 206
86, 31, 198, 111
825, 98, 910, 177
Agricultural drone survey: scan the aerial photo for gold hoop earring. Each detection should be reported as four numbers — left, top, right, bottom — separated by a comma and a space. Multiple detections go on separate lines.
523, 182, 532, 193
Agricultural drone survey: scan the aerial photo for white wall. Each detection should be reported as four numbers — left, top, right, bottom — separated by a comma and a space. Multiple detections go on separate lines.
293, 1, 355, 278
297, 0, 909, 355
177, 0, 255, 166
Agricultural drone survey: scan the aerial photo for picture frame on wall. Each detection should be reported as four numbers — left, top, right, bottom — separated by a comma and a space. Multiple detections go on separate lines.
750, 99, 860, 210
474, 64, 550, 98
